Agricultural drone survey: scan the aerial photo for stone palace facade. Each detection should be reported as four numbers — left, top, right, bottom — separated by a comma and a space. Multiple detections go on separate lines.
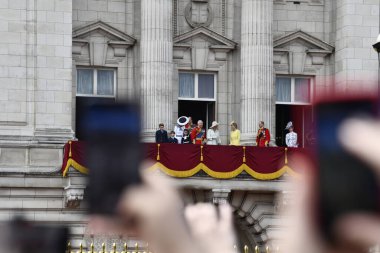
0, 0, 379, 251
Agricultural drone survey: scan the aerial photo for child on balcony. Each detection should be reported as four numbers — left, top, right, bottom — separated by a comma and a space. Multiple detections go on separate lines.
181, 129, 192, 144
168, 131, 178, 144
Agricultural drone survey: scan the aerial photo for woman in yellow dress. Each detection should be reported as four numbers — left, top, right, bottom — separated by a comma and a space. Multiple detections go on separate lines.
229, 121, 240, 146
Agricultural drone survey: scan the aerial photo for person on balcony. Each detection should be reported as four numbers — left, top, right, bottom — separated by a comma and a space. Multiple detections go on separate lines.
185, 116, 195, 132
256, 121, 270, 147
174, 116, 189, 144
168, 131, 178, 144
155, 123, 168, 143
181, 129, 192, 144
285, 122, 298, 147
206, 121, 221, 145
229, 121, 240, 146
191, 120, 207, 145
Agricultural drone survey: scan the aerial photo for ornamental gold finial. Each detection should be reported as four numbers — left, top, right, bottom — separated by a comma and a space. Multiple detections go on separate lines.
89, 243, 94, 253
266, 246, 270, 253
78, 243, 83, 253
102, 243, 106, 253
135, 242, 139, 253
67, 242, 71, 253
122, 242, 127, 253
244, 245, 249, 253
112, 243, 117, 253
255, 246, 259, 253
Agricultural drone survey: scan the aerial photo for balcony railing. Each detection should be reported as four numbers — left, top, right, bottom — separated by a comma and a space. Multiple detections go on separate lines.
62, 141, 306, 180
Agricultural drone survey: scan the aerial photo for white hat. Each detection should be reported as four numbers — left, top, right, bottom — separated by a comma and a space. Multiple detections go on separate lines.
285, 121, 293, 130
177, 116, 189, 126
210, 121, 219, 128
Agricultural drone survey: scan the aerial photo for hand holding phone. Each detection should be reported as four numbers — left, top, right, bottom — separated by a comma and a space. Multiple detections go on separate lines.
315, 96, 380, 245
81, 102, 142, 215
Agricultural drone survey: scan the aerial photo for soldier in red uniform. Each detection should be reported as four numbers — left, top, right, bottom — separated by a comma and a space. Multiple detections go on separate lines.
256, 121, 270, 147
190, 120, 207, 145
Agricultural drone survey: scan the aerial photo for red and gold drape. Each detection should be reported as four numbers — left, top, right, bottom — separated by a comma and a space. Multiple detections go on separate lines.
62, 141, 305, 180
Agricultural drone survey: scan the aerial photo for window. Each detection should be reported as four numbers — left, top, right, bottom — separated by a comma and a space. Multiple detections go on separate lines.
275, 76, 313, 148
275, 77, 312, 104
179, 73, 216, 100
77, 68, 116, 97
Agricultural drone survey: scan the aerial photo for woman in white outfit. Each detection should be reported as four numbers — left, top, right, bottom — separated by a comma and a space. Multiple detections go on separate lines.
285, 123, 298, 147
206, 121, 221, 145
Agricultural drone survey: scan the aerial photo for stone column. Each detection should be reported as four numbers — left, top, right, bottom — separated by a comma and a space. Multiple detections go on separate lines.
240, 0, 274, 145
140, 0, 173, 142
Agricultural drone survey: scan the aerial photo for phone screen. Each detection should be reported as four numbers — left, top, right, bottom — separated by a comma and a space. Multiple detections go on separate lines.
82, 102, 142, 215
315, 97, 380, 243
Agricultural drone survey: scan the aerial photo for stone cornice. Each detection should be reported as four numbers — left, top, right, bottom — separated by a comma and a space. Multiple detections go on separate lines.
73, 20, 136, 45
174, 26, 237, 49
274, 30, 334, 53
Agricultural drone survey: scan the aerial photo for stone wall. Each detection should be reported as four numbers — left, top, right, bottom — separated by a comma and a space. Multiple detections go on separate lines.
0, 0, 73, 138
334, 0, 379, 92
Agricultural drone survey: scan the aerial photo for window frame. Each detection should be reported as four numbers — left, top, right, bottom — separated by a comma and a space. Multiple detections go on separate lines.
178, 72, 217, 101
275, 76, 313, 105
76, 67, 117, 98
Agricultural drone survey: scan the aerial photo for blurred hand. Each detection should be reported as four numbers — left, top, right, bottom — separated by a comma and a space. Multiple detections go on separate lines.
185, 203, 236, 253
119, 169, 197, 253
337, 119, 380, 250
279, 119, 380, 253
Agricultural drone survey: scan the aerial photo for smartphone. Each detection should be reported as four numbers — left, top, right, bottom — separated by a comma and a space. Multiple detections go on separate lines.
315, 96, 380, 244
81, 102, 142, 215
0, 217, 68, 253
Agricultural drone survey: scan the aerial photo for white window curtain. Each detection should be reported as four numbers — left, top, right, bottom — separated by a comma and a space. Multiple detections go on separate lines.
77, 69, 93, 95
179, 73, 195, 98
295, 78, 310, 103
97, 70, 114, 96
198, 74, 214, 98
276, 77, 291, 102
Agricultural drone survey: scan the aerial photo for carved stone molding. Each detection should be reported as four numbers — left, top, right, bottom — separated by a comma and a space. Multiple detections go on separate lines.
173, 0, 178, 36
34, 128, 74, 144
212, 189, 231, 204
72, 20, 136, 66
185, 1, 213, 28
274, 0, 324, 6
273, 30, 334, 74
64, 184, 85, 209
64, 173, 87, 209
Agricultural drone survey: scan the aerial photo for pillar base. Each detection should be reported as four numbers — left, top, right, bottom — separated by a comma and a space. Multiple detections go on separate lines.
141, 130, 155, 143
240, 133, 256, 146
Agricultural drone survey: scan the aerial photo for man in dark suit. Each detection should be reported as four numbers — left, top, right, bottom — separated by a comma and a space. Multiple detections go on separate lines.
155, 123, 168, 143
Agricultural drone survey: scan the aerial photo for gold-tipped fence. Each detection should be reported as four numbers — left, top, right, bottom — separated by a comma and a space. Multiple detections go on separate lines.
67, 243, 279, 253
67, 242, 147, 253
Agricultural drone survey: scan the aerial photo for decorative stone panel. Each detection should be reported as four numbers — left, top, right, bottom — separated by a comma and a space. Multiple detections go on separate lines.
185, 0, 213, 28
72, 21, 136, 67
273, 30, 334, 75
